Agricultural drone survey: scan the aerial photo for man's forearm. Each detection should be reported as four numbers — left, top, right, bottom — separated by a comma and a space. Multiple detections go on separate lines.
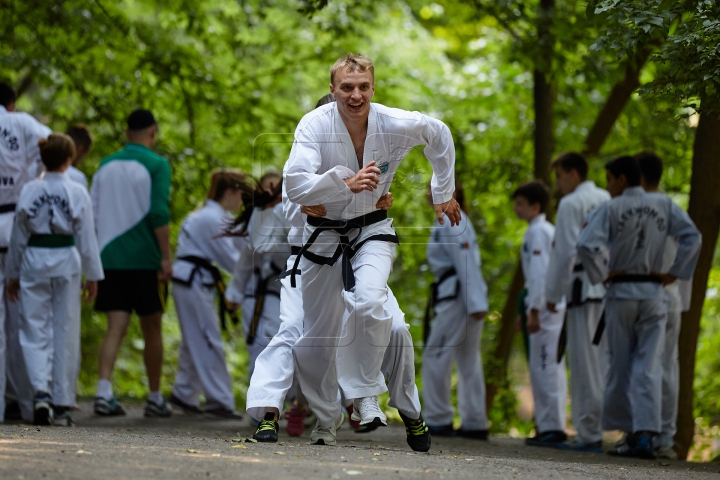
154, 224, 171, 261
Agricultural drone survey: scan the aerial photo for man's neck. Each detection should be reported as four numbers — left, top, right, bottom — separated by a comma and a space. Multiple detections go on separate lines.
128, 138, 154, 148
644, 185, 660, 193
526, 212, 540, 224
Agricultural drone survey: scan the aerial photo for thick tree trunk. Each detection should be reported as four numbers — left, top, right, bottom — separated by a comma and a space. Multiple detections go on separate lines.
582, 49, 651, 157
675, 109, 720, 459
533, 69, 554, 186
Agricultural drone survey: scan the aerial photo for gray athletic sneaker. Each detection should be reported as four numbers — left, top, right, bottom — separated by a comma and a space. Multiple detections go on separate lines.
52, 410, 75, 427
310, 414, 344, 446
94, 395, 126, 416
144, 398, 172, 418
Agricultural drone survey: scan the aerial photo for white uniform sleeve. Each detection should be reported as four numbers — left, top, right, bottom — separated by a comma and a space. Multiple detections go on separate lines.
284, 128, 355, 205
22, 115, 51, 177
201, 217, 240, 273
544, 198, 580, 304
577, 204, 611, 285
666, 201, 701, 280
225, 239, 254, 304
524, 229, 550, 314
412, 114, 456, 205
448, 226, 488, 315
6, 210, 29, 279
73, 189, 104, 281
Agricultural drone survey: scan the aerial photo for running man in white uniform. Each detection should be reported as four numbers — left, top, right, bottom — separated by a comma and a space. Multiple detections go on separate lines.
6, 133, 103, 426
577, 155, 701, 459
247, 94, 428, 451
284, 54, 460, 445
0, 82, 51, 423
636, 151, 693, 459
513, 181, 568, 448
544, 152, 611, 453
422, 182, 490, 439
169, 170, 245, 419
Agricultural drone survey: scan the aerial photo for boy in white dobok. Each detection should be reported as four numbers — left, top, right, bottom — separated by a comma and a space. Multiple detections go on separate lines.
513, 181, 568, 448
545, 152, 611, 453
284, 54, 460, 444
636, 152, 693, 459
422, 181, 490, 439
6, 133, 104, 426
168, 170, 245, 420
0, 82, 51, 423
578, 156, 700, 459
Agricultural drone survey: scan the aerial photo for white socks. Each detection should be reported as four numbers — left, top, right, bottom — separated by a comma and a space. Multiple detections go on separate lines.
97, 379, 113, 400
148, 391, 164, 405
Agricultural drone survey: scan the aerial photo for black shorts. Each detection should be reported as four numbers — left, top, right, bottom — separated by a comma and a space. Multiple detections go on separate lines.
95, 269, 167, 316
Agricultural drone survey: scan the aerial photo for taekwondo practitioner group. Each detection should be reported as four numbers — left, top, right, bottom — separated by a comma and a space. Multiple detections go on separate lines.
0, 50, 703, 461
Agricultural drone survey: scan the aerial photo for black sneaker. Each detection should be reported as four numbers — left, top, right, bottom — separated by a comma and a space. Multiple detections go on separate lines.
169, 394, 204, 416
33, 392, 53, 426
205, 407, 243, 420
144, 398, 172, 418
253, 412, 279, 442
525, 430, 567, 447
427, 423, 456, 437
457, 429, 489, 440
52, 407, 75, 427
4, 401, 22, 421
400, 412, 432, 452
608, 431, 656, 459
94, 395, 126, 416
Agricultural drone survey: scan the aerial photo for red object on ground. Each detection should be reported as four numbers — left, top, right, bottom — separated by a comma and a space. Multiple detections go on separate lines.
285, 407, 308, 437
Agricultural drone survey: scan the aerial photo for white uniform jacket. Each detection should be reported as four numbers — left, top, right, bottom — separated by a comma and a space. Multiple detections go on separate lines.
545, 181, 610, 306
521, 214, 565, 314
427, 211, 488, 315
172, 200, 241, 286
577, 186, 701, 300
284, 102, 455, 227
225, 203, 291, 304
67, 166, 88, 190
0, 106, 51, 248
6, 172, 103, 281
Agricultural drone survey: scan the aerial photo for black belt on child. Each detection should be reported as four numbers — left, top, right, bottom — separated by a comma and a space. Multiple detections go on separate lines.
28, 234, 75, 248
591, 273, 664, 345
423, 267, 458, 344
172, 255, 239, 331
288, 210, 399, 291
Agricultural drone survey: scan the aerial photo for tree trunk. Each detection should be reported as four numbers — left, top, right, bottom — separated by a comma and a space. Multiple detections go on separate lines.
582, 49, 651, 158
675, 109, 720, 459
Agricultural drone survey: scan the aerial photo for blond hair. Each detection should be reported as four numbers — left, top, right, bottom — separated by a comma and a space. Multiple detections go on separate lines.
330, 54, 374, 85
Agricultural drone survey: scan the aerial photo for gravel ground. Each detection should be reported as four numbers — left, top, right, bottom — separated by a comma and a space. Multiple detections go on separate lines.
1, 404, 718, 480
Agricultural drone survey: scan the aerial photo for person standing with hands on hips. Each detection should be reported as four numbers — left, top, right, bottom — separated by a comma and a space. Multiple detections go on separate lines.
90, 109, 173, 418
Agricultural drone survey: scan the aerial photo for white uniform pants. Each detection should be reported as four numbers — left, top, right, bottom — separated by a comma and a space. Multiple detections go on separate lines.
657, 308, 680, 448
171, 282, 235, 411
422, 298, 488, 430
529, 309, 567, 433
566, 301, 608, 443
0, 253, 7, 421
19, 274, 81, 406
5, 297, 34, 421
603, 298, 666, 433
241, 292, 282, 379
295, 241, 395, 427
247, 255, 420, 421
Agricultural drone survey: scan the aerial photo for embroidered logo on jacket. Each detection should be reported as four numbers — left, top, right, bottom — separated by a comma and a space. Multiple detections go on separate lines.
1, 128, 19, 151
378, 162, 389, 174
28, 194, 72, 220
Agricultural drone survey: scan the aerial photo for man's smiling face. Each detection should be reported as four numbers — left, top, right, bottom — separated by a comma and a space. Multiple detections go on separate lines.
330, 67, 375, 124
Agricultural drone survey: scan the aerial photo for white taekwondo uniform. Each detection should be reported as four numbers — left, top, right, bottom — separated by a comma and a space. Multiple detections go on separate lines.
544, 180, 610, 444
577, 186, 701, 433
6, 172, 103, 406
284, 102, 454, 427
244, 183, 421, 422
170, 200, 241, 412
0, 105, 51, 421
225, 203, 289, 378
422, 211, 489, 431
521, 213, 567, 433
67, 166, 88, 189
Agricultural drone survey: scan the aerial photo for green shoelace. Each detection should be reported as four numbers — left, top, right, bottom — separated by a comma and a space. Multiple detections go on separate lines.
405, 418, 428, 436
256, 419, 278, 432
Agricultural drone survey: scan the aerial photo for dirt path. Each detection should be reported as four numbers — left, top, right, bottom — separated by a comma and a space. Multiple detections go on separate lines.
1, 404, 718, 479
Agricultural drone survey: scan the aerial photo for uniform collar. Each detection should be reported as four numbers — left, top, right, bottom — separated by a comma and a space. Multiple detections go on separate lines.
622, 186, 645, 196
0, 105, 7, 115
125, 142, 153, 153
529, 213, 546, 226
43, 171, 68, 180
205, 199, 225, 213
575, 180, 596, 192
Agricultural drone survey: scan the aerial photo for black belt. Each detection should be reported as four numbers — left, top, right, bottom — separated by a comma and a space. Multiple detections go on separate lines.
172, 255, 239, 331
247, 263, 282, 345
423, 267, 458, 344
291, 246, 302, 256
289, 210, 399, 291
0, 204, 16, 214
608, 274, 662, 284
572, 263, 584, 273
